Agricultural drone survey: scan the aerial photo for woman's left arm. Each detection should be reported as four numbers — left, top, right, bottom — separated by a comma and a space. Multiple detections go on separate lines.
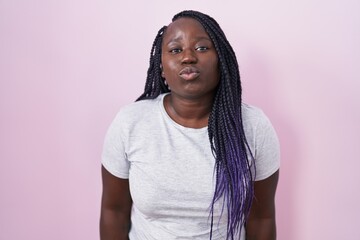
245, 170, 279, 240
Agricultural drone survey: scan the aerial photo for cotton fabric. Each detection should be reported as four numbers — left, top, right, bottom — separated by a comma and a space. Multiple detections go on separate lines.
101, 93, 280, 239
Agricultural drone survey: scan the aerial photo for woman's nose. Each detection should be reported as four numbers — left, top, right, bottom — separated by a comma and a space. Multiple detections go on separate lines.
181, 49, 197, 64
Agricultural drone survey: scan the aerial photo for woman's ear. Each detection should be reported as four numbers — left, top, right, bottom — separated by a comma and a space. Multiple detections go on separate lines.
160, 64, 165, 78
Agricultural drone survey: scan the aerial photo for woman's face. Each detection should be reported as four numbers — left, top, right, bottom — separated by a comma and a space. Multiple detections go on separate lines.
161, 17, 219, 99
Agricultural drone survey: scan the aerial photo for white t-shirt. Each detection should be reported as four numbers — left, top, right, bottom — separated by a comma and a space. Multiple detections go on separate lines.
101, 93, 280, 240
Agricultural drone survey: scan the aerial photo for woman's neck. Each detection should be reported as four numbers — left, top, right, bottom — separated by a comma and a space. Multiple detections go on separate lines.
163, 93, 214, 128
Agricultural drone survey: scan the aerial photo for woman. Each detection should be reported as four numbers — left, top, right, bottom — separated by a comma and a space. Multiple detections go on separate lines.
100, 10, 280, 240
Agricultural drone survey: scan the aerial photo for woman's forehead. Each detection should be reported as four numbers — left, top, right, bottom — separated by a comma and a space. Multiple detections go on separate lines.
163, 17, 209, 41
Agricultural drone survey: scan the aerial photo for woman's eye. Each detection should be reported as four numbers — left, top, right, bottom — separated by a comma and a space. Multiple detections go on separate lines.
196, 46, 209, 52
169, 48, 182, 54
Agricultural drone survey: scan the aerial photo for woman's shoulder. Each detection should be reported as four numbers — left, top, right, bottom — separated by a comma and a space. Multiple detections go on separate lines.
108, 95, 164, 131
241, 103, 280, 180
241, 102, 276, 138
116, 95, 162, 117
241, 102, 267, 123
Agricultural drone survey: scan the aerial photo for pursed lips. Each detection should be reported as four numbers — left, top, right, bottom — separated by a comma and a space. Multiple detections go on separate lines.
179, 66, 200, 81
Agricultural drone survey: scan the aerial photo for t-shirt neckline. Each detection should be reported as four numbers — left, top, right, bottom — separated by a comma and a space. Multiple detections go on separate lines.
158, 93, 208, 133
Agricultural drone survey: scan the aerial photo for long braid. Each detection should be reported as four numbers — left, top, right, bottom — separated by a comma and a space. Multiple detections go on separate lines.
170, 11, 254, 239
137, 26, 169, 101
137, 10, 255, 240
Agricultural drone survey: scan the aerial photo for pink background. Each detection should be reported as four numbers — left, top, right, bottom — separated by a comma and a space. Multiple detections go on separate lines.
1, 0, 359, 239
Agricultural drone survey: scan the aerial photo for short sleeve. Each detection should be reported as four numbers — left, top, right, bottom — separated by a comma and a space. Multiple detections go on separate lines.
253, 112, 280, 181
101, 112, 130, 179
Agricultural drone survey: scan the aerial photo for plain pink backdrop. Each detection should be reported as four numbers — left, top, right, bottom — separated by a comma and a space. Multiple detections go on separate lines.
1, 0, 359, 239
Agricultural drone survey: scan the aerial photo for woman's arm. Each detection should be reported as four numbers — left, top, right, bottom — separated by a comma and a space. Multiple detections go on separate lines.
100, 166, 132, 240
245, 170, 279, 240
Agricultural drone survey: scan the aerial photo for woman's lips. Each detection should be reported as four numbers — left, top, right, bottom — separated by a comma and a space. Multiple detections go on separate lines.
179, 67, 200, 80
179, 72, 200, 80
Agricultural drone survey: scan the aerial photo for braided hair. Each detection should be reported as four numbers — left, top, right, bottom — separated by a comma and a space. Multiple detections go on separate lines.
137, 10, 254, 240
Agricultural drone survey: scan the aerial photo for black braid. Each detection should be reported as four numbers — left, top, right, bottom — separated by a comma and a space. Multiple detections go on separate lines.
136, 26, 169, 101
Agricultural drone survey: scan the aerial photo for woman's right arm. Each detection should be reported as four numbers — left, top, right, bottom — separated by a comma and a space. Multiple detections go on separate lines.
100, 166, 132, 240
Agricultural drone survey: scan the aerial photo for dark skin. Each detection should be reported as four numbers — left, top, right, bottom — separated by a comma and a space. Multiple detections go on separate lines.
100, 17, 279, 240
246, 170, 279, 240
100, 167, 132, 240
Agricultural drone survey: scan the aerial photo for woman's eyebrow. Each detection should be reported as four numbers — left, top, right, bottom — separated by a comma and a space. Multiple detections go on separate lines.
165, 36, 211, 45
195, 36, 211, 41
165, 37, 182, 45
